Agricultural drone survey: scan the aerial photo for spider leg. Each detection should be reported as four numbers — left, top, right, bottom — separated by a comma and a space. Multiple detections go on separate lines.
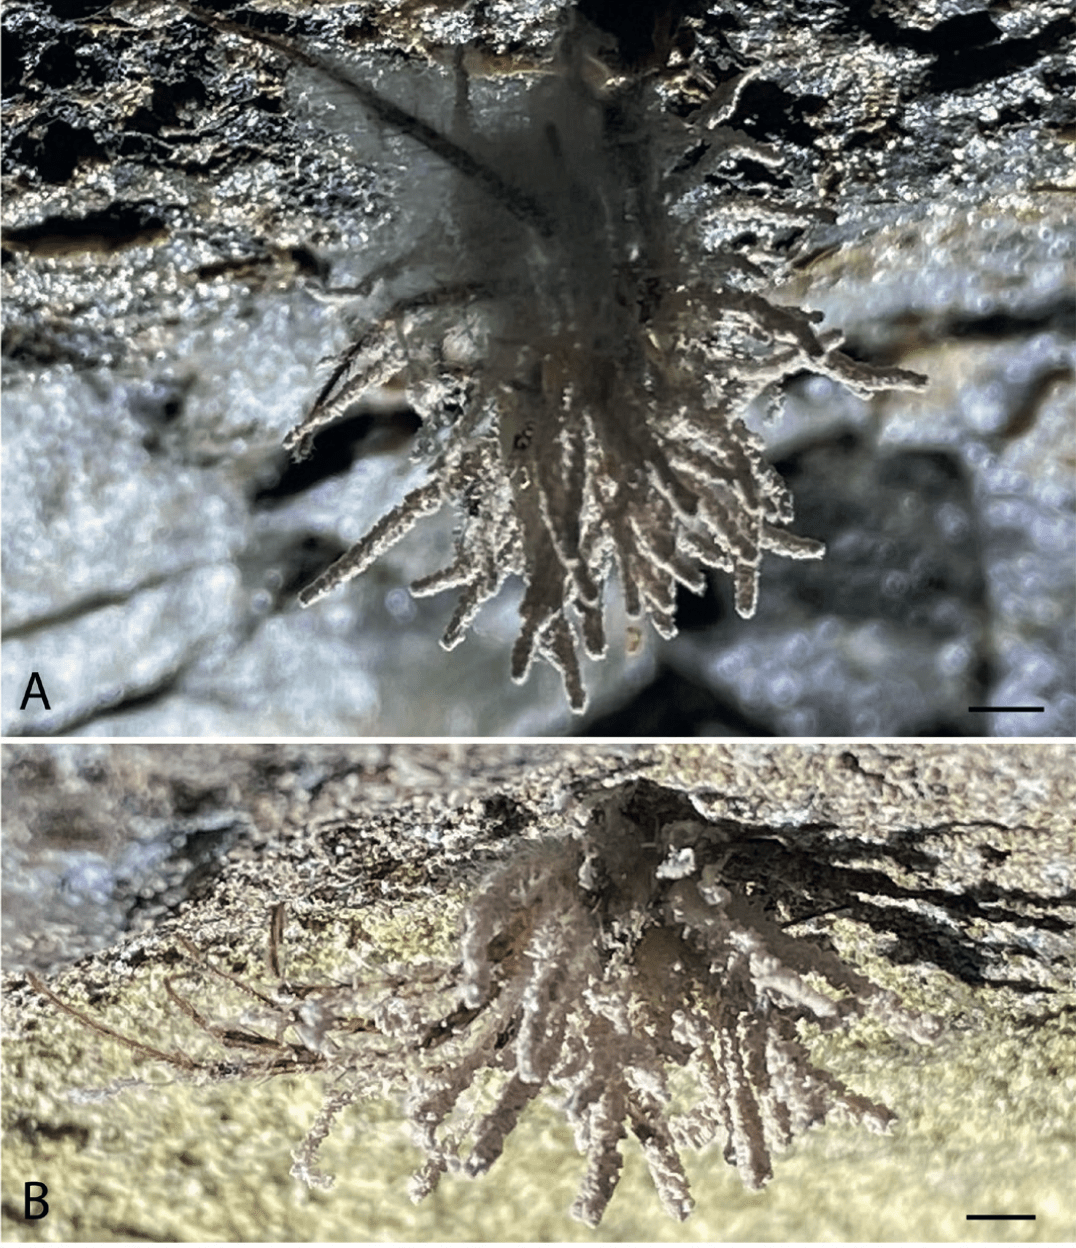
163, 975, 297, 1055
27, 972, 199, 1071
288, 281, 513, 458
179, 3, 555, 237
174, 935, 282, 1011
286, 322, 407, 460
266, 901, 286, 982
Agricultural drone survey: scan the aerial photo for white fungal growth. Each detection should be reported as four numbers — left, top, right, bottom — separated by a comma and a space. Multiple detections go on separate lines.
386, 780, 943, 1225
191, 5, 926, 712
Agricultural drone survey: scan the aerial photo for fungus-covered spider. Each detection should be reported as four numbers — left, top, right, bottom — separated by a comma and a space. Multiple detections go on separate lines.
186, 3, 925, 710
30, 779, 945, 1227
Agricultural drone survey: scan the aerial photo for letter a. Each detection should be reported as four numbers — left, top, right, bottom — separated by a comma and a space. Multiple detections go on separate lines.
20, 673, 50, 711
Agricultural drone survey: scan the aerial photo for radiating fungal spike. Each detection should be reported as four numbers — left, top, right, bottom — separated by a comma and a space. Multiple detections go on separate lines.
388, 783, 942, 1225
297, 480, 444, 606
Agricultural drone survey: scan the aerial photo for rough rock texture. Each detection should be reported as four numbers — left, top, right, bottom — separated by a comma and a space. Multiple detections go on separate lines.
3, 742, 1074, 1239
2, 0, 1072, 734
2, 741, 639, 972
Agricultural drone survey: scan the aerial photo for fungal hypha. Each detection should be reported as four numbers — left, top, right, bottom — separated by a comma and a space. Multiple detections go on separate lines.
31, 779, 943, 1227
190, 4, 926, 709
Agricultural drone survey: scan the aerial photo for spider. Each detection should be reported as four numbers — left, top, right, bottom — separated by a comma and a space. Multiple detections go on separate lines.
184, 2, 926, 711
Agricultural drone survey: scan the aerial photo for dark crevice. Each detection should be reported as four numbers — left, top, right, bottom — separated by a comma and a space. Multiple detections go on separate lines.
252, 409, 421, 504
735, 79, 822, 149
835, 3, 1072, 95
196, 244, 325, 285
944, 295, 1075, 340
926, 16, 1073, 94
576, 0, 697, 70
8, 669, 186, 737
836, 5, 1000, 57
274, 533, 350, 601
2, 568, 202, 641
124, 821, 247, 923
6, 117, 105, 182
579, 665, 776, 736
2, 201, 168, 256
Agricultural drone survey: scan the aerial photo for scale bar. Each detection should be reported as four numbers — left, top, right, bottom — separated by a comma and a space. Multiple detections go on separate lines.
968, 706, 1044, 712
966, 1214, 1036, 1221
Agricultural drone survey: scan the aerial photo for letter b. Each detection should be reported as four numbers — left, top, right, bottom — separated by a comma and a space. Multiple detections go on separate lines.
24, 1182, 48, 1219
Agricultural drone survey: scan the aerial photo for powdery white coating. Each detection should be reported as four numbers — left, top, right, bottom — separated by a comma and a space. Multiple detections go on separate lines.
239, 10, 927, 712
